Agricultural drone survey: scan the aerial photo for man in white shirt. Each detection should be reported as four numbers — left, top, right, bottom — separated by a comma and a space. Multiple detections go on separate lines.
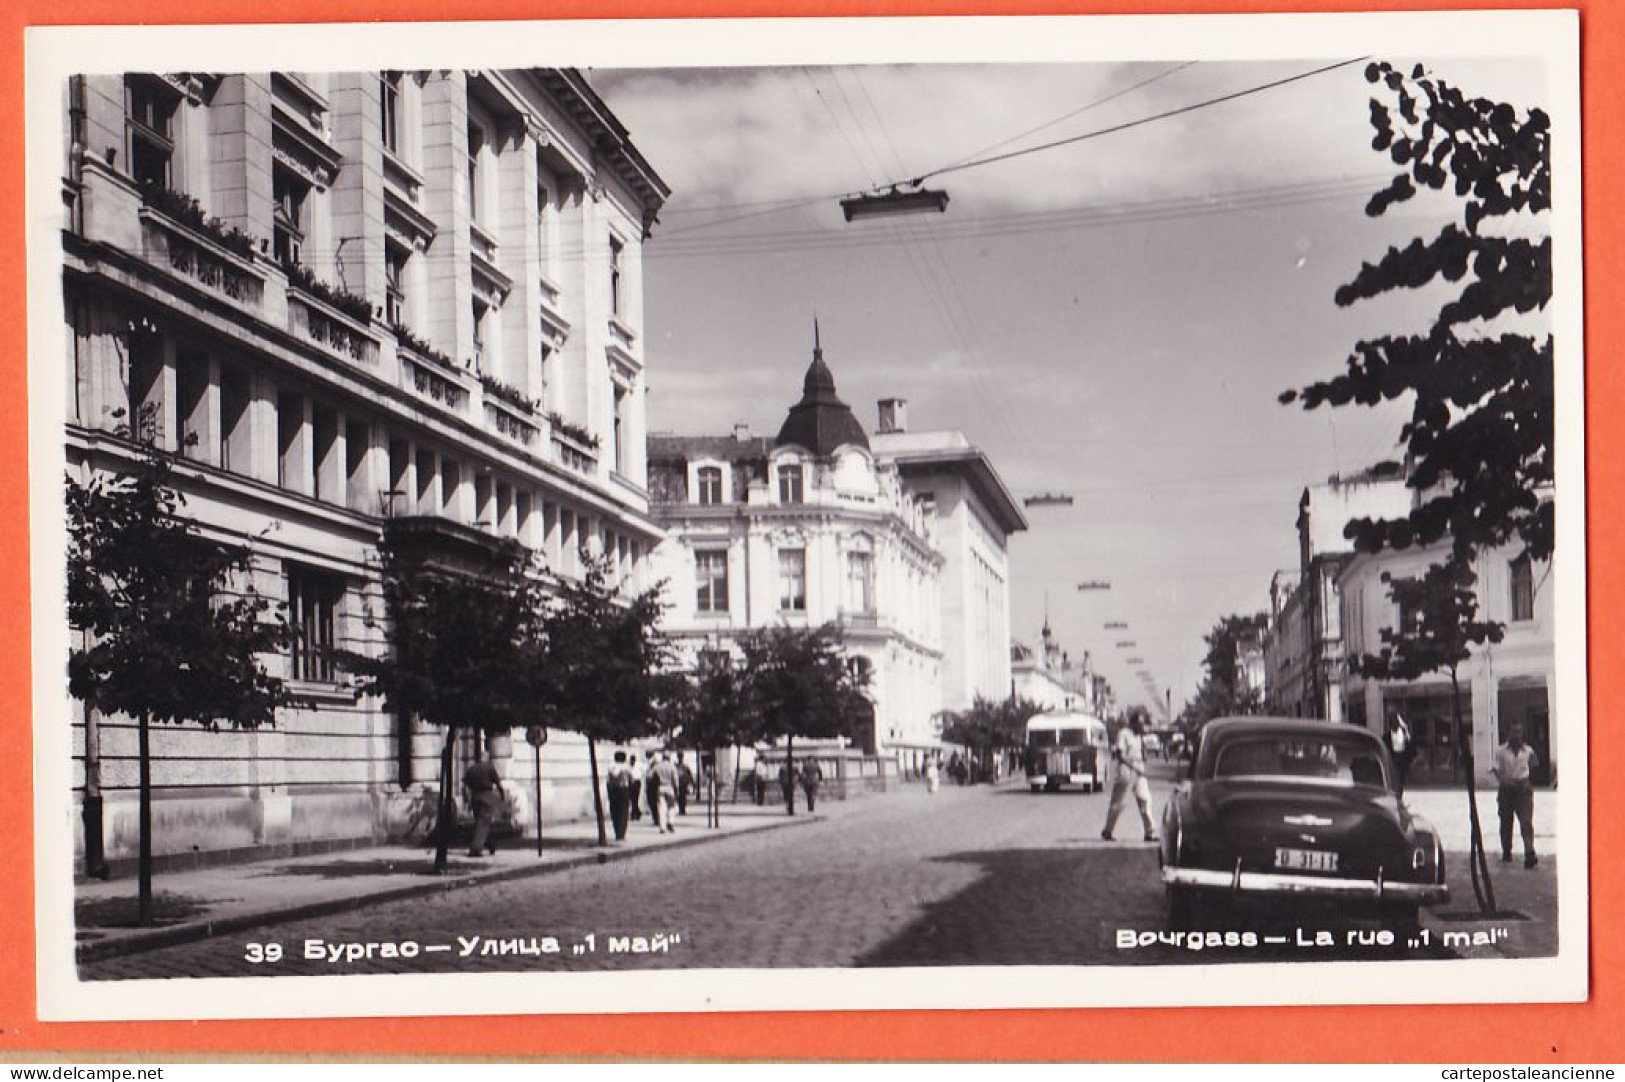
1491, 724, 1540, 868
1102, 717, 1159, 843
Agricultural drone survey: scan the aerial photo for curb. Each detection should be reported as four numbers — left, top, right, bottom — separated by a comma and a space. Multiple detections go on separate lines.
76, 811, 820, 965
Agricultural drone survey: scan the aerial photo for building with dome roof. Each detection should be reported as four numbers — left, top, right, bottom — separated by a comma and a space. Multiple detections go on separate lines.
649, 327, 1024, 765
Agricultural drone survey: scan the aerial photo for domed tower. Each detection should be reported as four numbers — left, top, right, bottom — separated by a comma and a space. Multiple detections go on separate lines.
774, 320, 870, 458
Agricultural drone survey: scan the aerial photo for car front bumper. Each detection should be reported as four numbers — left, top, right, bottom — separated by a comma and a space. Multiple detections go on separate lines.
1162, 865, 1449, 905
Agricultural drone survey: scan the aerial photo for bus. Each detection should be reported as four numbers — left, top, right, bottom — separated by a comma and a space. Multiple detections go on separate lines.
1025, 711, 1111, 793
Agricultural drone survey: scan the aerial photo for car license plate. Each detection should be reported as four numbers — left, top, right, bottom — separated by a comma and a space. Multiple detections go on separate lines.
1275, 847, 1338, 872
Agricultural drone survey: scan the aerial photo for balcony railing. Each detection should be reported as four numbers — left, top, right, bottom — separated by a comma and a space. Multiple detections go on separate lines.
485, 395, 541, 449
138, 207, 268, 311
399, 347, 474, 415
287, 288, 381, 369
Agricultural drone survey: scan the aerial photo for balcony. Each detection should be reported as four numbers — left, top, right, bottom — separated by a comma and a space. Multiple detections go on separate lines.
397, 341, 475, 417
550, 419, 599, 475
480, 376, 543, 451
137, 205, 268, 314
839, 610, 880, 631
286, 286, 381, 370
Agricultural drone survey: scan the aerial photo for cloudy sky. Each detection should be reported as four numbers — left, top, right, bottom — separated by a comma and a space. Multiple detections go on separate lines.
588, 53, 1553, 716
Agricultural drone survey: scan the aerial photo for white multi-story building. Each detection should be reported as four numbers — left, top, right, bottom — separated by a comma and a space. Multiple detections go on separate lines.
1263, 466, 1411, 720
1340, 539, 1556, 787
870, 398, 1027, 715
649, 337, 944, 755
648, 335, 1025, 763
62, 68, 668, 869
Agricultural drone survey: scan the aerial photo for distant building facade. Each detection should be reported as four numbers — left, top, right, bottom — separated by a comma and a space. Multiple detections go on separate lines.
1262, 467, 1411, 720
63, 69, 668, 868
648, 336, 1025, 761
1340, 538, 1556, 787
870, 398, 1027, 715
1011, 620, 1098, 714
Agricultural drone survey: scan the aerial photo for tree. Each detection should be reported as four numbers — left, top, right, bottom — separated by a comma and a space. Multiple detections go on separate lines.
1279, 62, 1552, 914
1182, 612, 1268, 726
940, 694, 1044, 779
1354, 562, 1505, 912
662, 653, 754, 826
1280, 61, 1552, 567
738, 624, 867, 815
68, 436, 294, 924
342, 534, 549, 873
541, 554, 671, 846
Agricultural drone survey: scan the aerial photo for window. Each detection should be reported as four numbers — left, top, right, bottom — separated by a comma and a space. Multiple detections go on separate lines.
777, 463, 804, 504
613, 384, 628, 473
778, 548, 807, 612
379, 71, 402, 155
1510, 555, 1535, 622
125, 77, 177, 189
696, 466, 724, 505
276, 390, 306, 492
1396, 594, 1421, 636
845, 551, 875, 614
609, 236, 625, 317
536, 184, 551, 266
695, 550, 729, 614
384, 243, 408, 328
272, 167, 309, 267
466, 121, 485, 224
471, 298, 490, 370
288, 566, 344, 683
219, 365, 251, 473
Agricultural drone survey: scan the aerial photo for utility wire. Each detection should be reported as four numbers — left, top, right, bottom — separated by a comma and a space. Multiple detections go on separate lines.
887, 56, 1369, 192
936, 61, 1198, 172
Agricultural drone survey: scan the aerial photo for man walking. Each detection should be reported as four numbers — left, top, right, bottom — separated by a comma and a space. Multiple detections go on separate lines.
652, 751, 680, 833
1102, 717, 1159, 842
628, 753, 644, 822
1386, 712, 1415, 797
606, 750, 633, 841
1491, 723, 1540, 867
801, 757, 824, 812
463, 746, 504, 858
676, 754, 694, 817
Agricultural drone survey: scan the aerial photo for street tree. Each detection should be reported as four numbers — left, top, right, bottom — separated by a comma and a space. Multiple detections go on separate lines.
738, 624, 867, 815
67, 431, 295, 924
341, 535, 549, 873
1280, 62, 1552, 912
542, 554, 671, 846
664, 653, 755, 826
1182, 612, 1268, 727
1354, 562, 1505, 912
939, 694, 1044, 779
1280, 61, 1552, 565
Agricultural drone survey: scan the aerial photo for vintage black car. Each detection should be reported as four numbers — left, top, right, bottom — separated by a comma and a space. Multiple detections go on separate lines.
1159, 717, 1447, 929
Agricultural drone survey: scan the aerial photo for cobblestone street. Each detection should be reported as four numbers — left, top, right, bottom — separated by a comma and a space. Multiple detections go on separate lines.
82, 767, 1559, 980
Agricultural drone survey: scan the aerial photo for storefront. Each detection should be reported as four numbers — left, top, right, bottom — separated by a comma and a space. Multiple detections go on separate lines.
1383, 685, 1472, 788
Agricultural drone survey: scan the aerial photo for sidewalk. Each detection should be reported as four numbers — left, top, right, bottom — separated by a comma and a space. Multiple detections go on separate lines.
74, 800, 833, 963
1399, 786, 1559, 853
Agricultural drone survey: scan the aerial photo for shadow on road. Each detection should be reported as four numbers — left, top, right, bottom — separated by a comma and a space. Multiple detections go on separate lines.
76, 891, 213, 931
857, 846, 1467, 968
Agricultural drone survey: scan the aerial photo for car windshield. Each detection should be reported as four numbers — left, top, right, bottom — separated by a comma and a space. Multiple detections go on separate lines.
1027, 730, 1057, 748
1212, 735, 1388, 789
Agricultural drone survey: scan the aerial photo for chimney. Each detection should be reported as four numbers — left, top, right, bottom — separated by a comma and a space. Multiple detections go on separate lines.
732, 422, 751, 442
877, 397, 907, 434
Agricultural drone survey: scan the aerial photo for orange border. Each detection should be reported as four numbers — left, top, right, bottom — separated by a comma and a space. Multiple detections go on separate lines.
3, 0, 1617, 1062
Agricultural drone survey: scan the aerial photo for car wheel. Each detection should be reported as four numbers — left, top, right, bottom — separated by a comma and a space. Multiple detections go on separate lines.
1165, 885, 1198, 928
